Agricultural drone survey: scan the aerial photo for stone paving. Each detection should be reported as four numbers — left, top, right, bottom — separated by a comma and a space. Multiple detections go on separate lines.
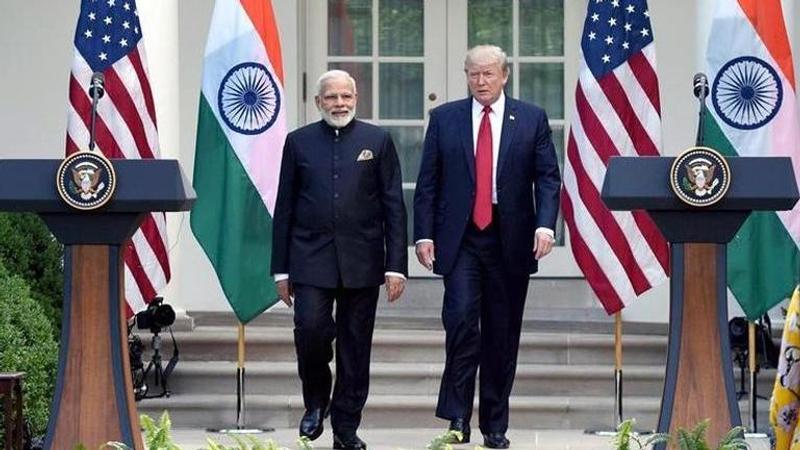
167, 427, 771, 450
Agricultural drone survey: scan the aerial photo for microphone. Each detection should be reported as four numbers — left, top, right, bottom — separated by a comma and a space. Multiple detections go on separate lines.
693, 72, 709, 99
693, 73, 709, 146
88, 72, 105, 99
88, 72, 105, 152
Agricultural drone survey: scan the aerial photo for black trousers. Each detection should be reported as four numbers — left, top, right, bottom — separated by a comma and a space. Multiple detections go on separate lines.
292, 283, 379, 435
435, 221, 530, 434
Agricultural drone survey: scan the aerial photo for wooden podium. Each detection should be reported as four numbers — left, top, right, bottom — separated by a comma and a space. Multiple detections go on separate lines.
602, 156, 798, 446
0, 159, 195, 450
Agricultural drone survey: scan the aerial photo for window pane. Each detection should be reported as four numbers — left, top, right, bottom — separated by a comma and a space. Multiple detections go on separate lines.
519, 63, 563, 119
329, 62, 373, 119
328, 0, 372, 56
468, 0, 512, 53
379, 0, 423, 56
379, 63, 423, 119
520, 0, 564, 56
386, 126, 424, 184
551, 126, 565, 246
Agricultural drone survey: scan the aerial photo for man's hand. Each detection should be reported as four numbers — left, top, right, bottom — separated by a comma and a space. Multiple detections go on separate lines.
385, 275, 406, 303
415, 242, 435, 271
276, 279, 294, 307
533, 231, 555, 260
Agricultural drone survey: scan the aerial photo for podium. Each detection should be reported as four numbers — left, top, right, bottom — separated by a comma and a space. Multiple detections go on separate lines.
602, 155, 798, 445
0, 159, 195, 450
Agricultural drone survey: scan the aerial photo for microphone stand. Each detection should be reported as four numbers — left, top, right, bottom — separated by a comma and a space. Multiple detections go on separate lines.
695, 83, 707, 147
89, 82, 101, 153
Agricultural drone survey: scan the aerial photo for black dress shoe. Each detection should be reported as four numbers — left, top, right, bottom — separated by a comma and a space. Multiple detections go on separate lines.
298, 408, 325, 441
332, 433, 367, 450
483, 432, 510, 449
447, 418, 471, 443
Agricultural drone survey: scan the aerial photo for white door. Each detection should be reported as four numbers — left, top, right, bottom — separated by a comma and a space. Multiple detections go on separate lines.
305, 0, 582, 277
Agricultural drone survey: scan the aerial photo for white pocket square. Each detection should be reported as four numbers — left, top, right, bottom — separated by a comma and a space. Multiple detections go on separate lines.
357, 149, 374, 161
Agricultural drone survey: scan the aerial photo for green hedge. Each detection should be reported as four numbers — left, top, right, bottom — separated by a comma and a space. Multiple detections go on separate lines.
0, 262, 58, 435
0, 213, 63, 333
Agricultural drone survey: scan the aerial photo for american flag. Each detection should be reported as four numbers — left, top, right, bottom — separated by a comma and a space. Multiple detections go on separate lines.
67, 0, 170, 316
561, 0, 669, 314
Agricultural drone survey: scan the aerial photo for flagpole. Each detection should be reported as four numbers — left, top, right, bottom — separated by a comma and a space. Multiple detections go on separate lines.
744, 320, 768, 438
584, 311, 626, 436
614, 311, 623, 428
207, 322, 273, 434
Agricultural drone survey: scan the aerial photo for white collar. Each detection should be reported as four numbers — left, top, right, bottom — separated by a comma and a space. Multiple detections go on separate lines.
472, 91, 506, 115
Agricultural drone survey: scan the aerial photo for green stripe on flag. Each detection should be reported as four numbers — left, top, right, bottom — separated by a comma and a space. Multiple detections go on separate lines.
704, 112, 800, 319
190, 95, 278, 324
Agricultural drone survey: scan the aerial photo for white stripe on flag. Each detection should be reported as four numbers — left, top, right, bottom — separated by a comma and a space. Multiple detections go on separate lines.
569, 105, 665, 287
614, 60, 661, 148
112, 45, 160, 155
124, 264, 147, 313
563, 159, 638, 302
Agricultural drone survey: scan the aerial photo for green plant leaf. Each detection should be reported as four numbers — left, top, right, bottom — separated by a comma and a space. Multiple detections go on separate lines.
102, 441, 132, 450
296, 436, 314, 450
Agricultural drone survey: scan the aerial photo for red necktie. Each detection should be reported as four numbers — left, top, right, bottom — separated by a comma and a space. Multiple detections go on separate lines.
473, 105, 493, 230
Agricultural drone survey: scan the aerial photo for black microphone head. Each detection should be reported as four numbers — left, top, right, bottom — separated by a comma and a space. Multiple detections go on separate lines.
88, 72, 106, 99
693, 72, 709, 99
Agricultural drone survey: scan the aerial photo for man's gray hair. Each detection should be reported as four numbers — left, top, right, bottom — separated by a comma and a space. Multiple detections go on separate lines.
464, 45, 509, 73
315, 70, 357, 96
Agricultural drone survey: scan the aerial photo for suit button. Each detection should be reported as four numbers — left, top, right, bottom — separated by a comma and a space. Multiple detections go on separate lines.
334, 155, 340, 161
334, 193, 340, 199
333, 174, 339, 179
334, 138, 340, 143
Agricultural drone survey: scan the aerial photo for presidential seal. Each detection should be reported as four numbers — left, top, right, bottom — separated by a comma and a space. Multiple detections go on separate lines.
57, 151, 116, 210
670, 146, 731, 207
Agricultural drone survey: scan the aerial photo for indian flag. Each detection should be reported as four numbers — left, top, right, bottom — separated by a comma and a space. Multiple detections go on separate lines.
190, 0, 286, 324
704, 0, 800, 320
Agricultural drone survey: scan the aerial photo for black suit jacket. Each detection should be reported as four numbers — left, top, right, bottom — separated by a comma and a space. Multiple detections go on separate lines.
271, 119, 408, 288
413, 96, 561, 276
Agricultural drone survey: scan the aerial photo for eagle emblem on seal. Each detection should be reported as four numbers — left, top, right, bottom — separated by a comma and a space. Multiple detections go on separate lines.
71, 161, 106, 200
683, 158, 719, 197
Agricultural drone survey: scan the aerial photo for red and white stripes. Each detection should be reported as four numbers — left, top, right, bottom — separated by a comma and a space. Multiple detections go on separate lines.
562, 44, 669, 314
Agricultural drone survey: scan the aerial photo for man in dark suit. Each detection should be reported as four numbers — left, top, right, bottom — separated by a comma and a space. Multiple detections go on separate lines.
414, 45, 561, 449
271, 70, 408, 450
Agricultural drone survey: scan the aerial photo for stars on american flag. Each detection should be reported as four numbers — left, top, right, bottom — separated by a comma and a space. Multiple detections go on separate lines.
581, 0, 655, 78
75, 0, 143, 69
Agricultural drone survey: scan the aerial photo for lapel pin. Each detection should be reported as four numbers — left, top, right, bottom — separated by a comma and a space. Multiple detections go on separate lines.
509, 114, 515, 121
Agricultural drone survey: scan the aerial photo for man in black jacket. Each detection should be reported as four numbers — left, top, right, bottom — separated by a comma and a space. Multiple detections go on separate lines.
271, 70, 408, 450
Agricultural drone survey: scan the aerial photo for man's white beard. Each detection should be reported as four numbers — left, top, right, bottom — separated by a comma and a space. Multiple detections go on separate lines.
320, 108, 355, 128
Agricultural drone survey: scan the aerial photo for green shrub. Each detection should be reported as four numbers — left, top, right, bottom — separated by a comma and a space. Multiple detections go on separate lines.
0, 212, 63, 333
0, 262, 59, 435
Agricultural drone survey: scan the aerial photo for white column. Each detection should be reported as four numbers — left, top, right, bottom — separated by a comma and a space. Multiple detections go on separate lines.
135, 0, 191, 317
695, 0, 715, 70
